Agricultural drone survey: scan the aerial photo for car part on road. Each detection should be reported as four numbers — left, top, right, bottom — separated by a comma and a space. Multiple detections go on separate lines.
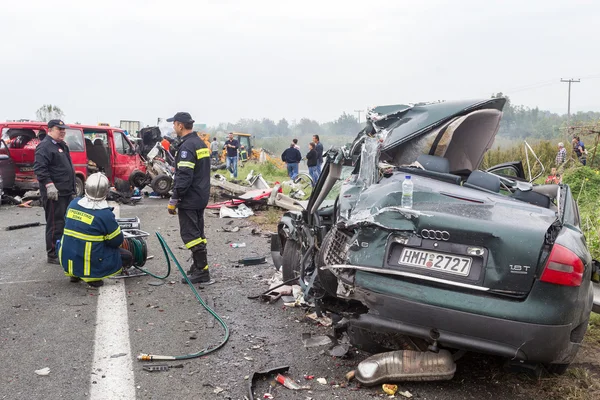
5, 221, 44, 231
247, 365, 290, 400
355, 349, 456, 386
239, 256, 267, 265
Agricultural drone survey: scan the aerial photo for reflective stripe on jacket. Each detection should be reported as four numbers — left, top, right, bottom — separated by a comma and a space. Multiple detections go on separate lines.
58, 198, 124, 280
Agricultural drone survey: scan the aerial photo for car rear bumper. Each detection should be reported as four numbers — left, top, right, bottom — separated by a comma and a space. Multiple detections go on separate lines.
14, 177, 39, 191
351, 288, 581, 364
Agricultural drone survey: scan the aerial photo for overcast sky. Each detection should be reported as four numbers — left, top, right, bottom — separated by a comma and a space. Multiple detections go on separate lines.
1, 0, 599, 127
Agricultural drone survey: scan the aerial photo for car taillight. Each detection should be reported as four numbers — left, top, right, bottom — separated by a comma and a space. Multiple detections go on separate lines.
540, 244, 584, 287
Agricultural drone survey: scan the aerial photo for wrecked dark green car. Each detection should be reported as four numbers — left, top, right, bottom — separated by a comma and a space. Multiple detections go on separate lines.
273, 98, 594, 375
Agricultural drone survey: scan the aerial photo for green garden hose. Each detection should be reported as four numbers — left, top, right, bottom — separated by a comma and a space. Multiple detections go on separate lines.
134, 232, 230, 361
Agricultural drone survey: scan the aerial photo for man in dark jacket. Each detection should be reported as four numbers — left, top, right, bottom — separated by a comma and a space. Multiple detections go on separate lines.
313, 134, 324, 174
34, 119, 76, 264
281, 142, 302, 180
223, 132, 239, 178
166, 112, 213, 284
306, 142, 319, 186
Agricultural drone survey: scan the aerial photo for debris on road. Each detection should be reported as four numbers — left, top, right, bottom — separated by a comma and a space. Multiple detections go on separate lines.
345, 370, 355, 381
239, 256, 267, 266
276, 374, 310, 390
110, 353, 128, 358
221, 226, 240, 233
142, 364, 184, 372
248, 365, 290, 400
306, 312, 332, 327
220, 203, 254, 218
382, 384, 398, 396
328, 343, 351, 358
355, 349, 456, 386
5, 221, 44, 231
302, 333, 333, 348
34, 367, 50, 376
230, 242, 247, 248
316, 377, 327, 385
398, 389, 414, 398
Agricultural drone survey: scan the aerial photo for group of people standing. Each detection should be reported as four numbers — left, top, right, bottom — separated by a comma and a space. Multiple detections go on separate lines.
281, 135, 324, 185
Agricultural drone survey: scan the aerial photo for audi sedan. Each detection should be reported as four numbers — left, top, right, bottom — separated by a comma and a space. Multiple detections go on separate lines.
273, 98, 594, 375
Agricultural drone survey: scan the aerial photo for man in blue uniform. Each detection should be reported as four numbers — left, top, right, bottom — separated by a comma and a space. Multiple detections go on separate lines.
34, 119, 76, 264
58, 173, 132, 288
166, 112, 213, 284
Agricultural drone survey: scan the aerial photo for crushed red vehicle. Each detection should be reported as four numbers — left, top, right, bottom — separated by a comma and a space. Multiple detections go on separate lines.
0, 122, 146, 196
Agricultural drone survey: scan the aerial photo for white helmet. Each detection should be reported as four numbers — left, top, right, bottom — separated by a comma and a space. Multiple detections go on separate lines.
85, 173, 109, 201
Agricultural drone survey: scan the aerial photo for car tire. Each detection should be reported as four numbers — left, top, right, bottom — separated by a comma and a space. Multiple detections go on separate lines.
282, 239, 301, 282
151, 174, 172, 196
75, 176, 84, 197
544, 315, 590, 375
129, 170, 148, 189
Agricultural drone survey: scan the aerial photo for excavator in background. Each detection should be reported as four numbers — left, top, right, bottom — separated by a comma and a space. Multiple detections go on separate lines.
197, 131, 285, 169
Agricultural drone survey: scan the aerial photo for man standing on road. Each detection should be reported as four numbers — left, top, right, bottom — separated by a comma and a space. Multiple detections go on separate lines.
281, 142, 302, 180
210, 137, 220, 162
224, 132, 239, 179
34, 119, 76, 265
166, 112, 213, 284
313, 134, 324, 174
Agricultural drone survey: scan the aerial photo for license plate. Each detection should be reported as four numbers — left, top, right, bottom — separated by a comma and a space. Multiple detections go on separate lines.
19, 167, 34, 172
399, 248, 472, 276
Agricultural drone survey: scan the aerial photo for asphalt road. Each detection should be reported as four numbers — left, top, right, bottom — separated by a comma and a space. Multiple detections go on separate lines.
0, 200, 597, 400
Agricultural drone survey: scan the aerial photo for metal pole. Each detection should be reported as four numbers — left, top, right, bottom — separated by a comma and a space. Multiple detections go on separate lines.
354, 110, 363, 124
560, 78, 580, 125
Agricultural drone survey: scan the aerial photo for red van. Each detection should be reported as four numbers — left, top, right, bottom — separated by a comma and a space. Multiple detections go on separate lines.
0, 122, 146, 196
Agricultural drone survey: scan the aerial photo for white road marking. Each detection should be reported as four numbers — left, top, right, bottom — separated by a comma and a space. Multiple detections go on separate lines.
89, 280, 135, 400
90, 201, 135, 400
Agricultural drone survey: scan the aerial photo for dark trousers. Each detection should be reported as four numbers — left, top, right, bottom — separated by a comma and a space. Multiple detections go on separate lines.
178, 208, 207, 253
120, 248, 133, 268
43, 195, 70, 257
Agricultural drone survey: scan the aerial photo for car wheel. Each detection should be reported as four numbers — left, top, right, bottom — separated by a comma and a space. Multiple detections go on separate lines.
282, 239, 301, 281
545, 315, 590, 375
75, 176, 84, 197
129, 170, 148, 189
151, 174, 172, 196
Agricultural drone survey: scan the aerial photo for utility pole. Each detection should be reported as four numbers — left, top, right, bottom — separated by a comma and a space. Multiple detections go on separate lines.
354, 109, 363, 124
560, 78, 580, 124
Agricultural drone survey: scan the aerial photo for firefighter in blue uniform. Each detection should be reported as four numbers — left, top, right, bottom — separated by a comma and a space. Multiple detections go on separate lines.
58, 173, 132, 288
166, 112, 213, 284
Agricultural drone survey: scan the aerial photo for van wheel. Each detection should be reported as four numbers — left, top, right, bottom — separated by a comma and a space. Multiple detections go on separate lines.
282, 239, 302, 281
75, 177, 84, 197
129, 170, 149, 189
151, 174, 172, 196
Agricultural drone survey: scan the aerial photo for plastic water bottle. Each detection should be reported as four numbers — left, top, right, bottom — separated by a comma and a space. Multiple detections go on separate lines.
230, 243, 246, 248
402, 175, 413, 209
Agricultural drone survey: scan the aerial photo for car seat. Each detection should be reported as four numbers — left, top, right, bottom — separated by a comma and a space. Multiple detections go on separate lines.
465, 170, 501, 193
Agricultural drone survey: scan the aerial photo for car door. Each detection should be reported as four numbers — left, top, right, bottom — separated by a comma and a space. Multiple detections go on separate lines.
110, 130, 144, 182
0, 139, 16, 190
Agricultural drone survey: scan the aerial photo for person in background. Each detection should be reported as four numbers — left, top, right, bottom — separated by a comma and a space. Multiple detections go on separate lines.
572, 137, 586, 166
545, 168, 561, 184
224, 132, 239, 179
239, 145, 248, 162
577, 136, 587, 166
555, 142, 566, 166
281, 142, 302, 180
34, 119, 76, 265
292, 138, 300, 150
58, 173, 131, 288
210, 137, 220, 162
313, 134, 324, 175
306, 142, 319, 186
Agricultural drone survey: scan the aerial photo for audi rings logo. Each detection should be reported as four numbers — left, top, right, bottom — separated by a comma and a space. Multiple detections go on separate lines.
421, 229, 450, 241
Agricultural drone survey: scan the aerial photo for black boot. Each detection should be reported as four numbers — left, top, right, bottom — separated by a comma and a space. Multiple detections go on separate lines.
181, 251, 213, 284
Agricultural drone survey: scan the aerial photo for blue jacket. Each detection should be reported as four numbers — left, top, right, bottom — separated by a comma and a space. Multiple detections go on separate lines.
281, 147, 302, 164
58, 198, 124, 281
